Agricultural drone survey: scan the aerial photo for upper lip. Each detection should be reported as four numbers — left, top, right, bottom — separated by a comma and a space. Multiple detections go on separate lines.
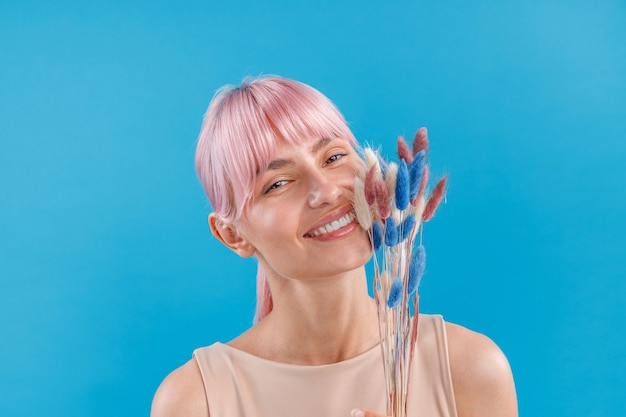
303, 205, 353, 237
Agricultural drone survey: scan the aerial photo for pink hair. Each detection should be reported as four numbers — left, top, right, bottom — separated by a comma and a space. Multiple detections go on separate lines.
195, 76, 356, 323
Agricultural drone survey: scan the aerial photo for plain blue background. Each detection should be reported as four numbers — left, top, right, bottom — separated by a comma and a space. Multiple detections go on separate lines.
1, 0, 625, 416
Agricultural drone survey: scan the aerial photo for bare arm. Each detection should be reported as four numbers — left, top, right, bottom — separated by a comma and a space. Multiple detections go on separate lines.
446, 322, 518, 417
151, 359, 209, 417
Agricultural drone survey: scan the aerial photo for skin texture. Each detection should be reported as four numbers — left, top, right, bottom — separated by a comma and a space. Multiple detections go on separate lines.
221, 137, 373, 283
151, 138, 518, 417
151, 322, 518, 417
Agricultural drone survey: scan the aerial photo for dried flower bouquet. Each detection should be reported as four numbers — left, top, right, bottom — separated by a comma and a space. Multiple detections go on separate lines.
352, 128, 447, 417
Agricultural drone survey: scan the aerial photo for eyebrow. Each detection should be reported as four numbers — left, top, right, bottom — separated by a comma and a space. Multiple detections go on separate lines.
310, 137, 332, 155
266, 137, 333, 171
267, 158, 294, 171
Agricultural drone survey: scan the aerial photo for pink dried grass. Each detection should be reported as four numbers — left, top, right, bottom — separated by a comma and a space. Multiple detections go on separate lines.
365, 166, 377, 206
397, 136, 414, 163
375, 179, 391, 219
422, 175, 448, 222
412, 127, 428, 158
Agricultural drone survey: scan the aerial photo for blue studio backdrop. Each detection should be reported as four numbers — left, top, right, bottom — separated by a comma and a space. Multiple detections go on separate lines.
1, 1, 625, 416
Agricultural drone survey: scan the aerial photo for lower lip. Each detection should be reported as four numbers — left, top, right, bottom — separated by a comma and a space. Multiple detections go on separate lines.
306, 220, 360, 242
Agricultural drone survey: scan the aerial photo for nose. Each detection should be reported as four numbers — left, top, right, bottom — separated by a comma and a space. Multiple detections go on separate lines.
307, 171, 342, 208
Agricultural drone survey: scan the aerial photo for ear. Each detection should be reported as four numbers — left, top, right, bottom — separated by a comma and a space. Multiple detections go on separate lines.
208, 213, 256, 258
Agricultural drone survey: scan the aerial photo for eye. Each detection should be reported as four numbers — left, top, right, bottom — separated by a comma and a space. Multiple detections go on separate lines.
264, 179, 288, 194
323, 152, 347, 166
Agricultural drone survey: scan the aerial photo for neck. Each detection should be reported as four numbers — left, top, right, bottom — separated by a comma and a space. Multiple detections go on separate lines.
231, 267, 380, 365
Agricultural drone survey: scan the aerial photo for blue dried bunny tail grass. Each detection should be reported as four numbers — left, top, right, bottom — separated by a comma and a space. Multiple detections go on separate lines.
399, 213, 416, 242
387, 277, 403, 308
413, 165, 429, 205
372, 220, 383, 251
384, 217, 399, 246
407, 245, 426, 295
395, 160, 410, 211
408, 150, 425, 200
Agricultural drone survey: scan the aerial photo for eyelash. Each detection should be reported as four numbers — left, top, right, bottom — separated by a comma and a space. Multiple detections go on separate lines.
324, 152, 347, 166
264, 180, 288, 194
262, 151, 349, 194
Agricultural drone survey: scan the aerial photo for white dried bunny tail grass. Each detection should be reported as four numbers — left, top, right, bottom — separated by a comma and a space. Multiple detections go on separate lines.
353, 176, 373, 231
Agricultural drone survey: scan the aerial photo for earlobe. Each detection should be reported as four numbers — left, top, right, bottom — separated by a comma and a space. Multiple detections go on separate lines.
208, 213, 256, 258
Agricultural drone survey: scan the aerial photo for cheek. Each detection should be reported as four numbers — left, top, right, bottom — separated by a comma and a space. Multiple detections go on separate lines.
346, 157, 364, 178
244, 205, 298, 248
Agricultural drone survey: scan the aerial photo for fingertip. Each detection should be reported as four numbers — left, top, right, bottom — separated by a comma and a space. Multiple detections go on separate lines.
350, 409, 366, 417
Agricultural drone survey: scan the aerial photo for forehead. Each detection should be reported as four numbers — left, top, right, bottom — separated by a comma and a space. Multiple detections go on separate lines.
272, 137, 332, 156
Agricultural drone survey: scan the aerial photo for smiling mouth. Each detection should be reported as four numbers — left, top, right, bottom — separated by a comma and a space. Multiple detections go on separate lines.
304, 212, 356, 238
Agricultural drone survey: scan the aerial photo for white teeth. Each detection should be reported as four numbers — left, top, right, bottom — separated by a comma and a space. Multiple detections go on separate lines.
309, 212, 355, 237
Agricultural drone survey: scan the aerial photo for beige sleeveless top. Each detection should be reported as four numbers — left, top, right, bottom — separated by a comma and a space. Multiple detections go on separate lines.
193, 314, 458, 417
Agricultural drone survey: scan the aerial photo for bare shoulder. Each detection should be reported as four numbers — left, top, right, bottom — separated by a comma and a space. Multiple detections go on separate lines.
445, 321, 518, 417
151, 359, 209, 417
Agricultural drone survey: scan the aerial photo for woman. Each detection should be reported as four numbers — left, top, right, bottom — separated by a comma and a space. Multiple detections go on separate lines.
151, 76, 517, 417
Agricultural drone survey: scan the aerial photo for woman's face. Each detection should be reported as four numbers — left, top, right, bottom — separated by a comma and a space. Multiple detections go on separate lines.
234, 137, 372, 282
